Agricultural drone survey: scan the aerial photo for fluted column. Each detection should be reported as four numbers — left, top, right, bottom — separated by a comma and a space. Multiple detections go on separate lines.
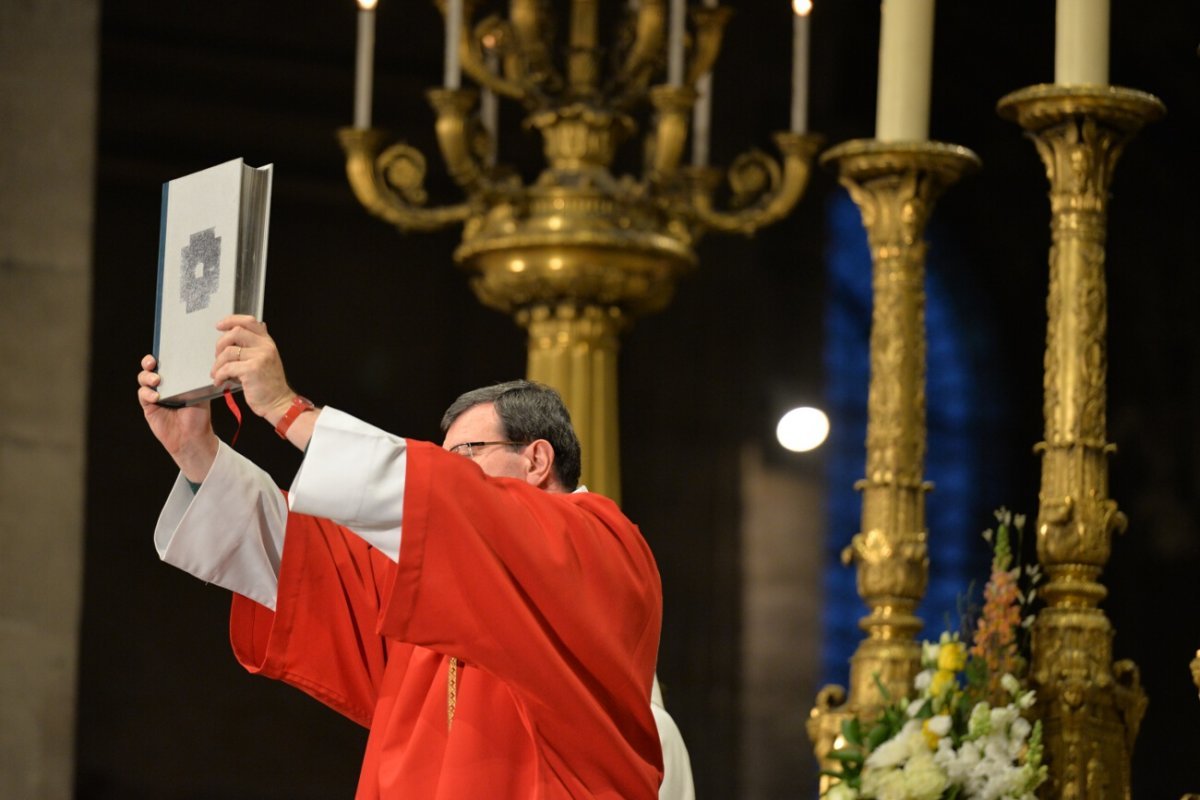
520, 303, 622, 502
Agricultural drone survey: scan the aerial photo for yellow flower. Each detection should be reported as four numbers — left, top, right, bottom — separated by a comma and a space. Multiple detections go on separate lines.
937, 641, 966, 672
921, 714, 952, 750
929, 669, 955, 697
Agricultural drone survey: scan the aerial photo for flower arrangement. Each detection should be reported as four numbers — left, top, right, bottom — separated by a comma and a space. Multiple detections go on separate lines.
823, 510, 1047, 800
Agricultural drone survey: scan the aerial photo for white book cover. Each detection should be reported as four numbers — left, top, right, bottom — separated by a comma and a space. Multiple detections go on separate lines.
153, 158, 273, 406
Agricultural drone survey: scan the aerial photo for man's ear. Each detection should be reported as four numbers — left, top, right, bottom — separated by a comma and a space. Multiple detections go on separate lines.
524, 439, 559, 490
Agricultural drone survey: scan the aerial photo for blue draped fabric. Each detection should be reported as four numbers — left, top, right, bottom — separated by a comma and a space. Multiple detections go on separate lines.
819, 189, 999, 689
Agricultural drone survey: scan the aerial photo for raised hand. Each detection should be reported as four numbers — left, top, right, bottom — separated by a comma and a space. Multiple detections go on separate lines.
138, 354, 219, 482
211, 315, 297, 425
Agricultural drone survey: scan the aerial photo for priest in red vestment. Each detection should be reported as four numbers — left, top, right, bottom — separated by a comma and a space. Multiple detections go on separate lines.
138, 315, 672, 799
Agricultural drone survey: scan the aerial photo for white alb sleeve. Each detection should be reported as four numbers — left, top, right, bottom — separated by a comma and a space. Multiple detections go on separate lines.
153, 441, 288, 610
287, 406, 408, 562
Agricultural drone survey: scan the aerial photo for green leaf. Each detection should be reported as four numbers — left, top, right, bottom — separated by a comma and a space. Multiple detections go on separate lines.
841, 717, 864, 746
914, 698, 934, 719
872, 673, 894, 703
866, 722, 890, 751
827, 748, 864, 764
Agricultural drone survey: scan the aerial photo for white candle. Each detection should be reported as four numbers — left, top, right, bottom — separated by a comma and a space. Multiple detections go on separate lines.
444, 0, 463, 89
874, 0, 935, 142
481, 45, 499, 165
691, 72, 712, 166
690, 0, 717, 166
791, 0, 812, 133
1055, 0, 1109, 85
668, 0, 686, 86
354, 0, 378, 129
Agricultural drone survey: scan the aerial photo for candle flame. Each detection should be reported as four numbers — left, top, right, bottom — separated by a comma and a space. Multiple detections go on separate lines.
792, 0, 812, 16
358, 0, 378, 9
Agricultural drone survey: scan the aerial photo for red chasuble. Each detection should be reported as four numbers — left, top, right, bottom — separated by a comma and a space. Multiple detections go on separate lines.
229, 440, 664, 799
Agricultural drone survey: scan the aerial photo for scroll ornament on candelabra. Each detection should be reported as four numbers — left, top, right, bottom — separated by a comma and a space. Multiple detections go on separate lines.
338, 0, 821, 500
998, 83, 1163, 800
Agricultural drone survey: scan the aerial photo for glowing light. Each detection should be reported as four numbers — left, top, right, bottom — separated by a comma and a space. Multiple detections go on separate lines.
776, 406, 829, 452
793, 0, 813, 17
510, 259, 526, 273
358, 0, 378, 10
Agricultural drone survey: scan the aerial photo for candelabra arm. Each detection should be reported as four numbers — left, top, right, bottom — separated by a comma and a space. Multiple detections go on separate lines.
509, 0, 562, 96
461, 15, 533, 105
687, 132, 822, 236
427, 88, 488, 193
684, 6, 733, 88
646, 85, 697, 182
338, 127, 471, 233
609, 0, 667, 109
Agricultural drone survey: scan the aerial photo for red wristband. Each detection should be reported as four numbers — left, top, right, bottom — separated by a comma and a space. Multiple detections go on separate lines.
275, 395, 316, 439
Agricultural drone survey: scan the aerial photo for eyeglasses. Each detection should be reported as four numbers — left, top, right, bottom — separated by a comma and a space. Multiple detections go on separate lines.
447, 440, 530, 458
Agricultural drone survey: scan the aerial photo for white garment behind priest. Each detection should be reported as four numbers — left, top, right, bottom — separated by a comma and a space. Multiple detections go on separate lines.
653, 675, 696, 800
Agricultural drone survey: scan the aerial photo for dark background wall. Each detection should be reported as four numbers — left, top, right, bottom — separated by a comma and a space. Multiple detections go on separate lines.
78, 1, 1200, 797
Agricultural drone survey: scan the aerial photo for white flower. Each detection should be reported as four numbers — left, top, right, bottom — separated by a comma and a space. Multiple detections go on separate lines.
989, 704, 1018, 732
922, 640, 941, 667
1000, 673, 1021, 697
825, 781, 859, 800
914, 669, 933, 692
862, 767, 906, 800
866, 720, 923, 769
1010, 716, 1032, 743
902, 751, 949, 800
967, 702, 992, 739
866, 736, 910, 771
1016, 689, 1036, 710
934, 737, 980, 785
925, 714, 952, 738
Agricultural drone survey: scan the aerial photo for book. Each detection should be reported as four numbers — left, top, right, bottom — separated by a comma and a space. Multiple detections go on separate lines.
152, 158, 273, 406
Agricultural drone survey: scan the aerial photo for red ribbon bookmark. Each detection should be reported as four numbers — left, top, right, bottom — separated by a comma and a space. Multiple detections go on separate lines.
223, 387, 244, 447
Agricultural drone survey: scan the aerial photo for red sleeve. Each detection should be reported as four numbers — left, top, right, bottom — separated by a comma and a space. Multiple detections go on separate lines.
381, 441, 663, 736
229, 511, 396, 728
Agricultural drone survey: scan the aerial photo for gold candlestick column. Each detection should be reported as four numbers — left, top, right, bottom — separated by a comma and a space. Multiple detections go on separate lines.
998, 85, 1161, 800
520, 303, 622, 504
807, 141, 979, 774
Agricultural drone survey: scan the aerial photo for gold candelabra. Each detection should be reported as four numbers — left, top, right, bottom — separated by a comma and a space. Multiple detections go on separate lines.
806, 139, 979, 780
339, 0, 821, 500
997, 84, 1162, 800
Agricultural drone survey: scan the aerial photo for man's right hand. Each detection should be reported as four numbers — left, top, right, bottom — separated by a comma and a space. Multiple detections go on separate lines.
138, 354, 219, 483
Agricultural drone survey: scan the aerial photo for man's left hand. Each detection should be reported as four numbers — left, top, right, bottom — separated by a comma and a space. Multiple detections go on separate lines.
212, 315, 297, 426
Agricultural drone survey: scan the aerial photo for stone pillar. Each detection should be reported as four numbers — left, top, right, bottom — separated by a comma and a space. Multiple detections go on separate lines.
0, 1, 99, 797
740, 445, 824, 798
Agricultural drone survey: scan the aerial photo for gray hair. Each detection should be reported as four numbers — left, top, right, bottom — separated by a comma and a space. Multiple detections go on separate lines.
441, 380, 582, 490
